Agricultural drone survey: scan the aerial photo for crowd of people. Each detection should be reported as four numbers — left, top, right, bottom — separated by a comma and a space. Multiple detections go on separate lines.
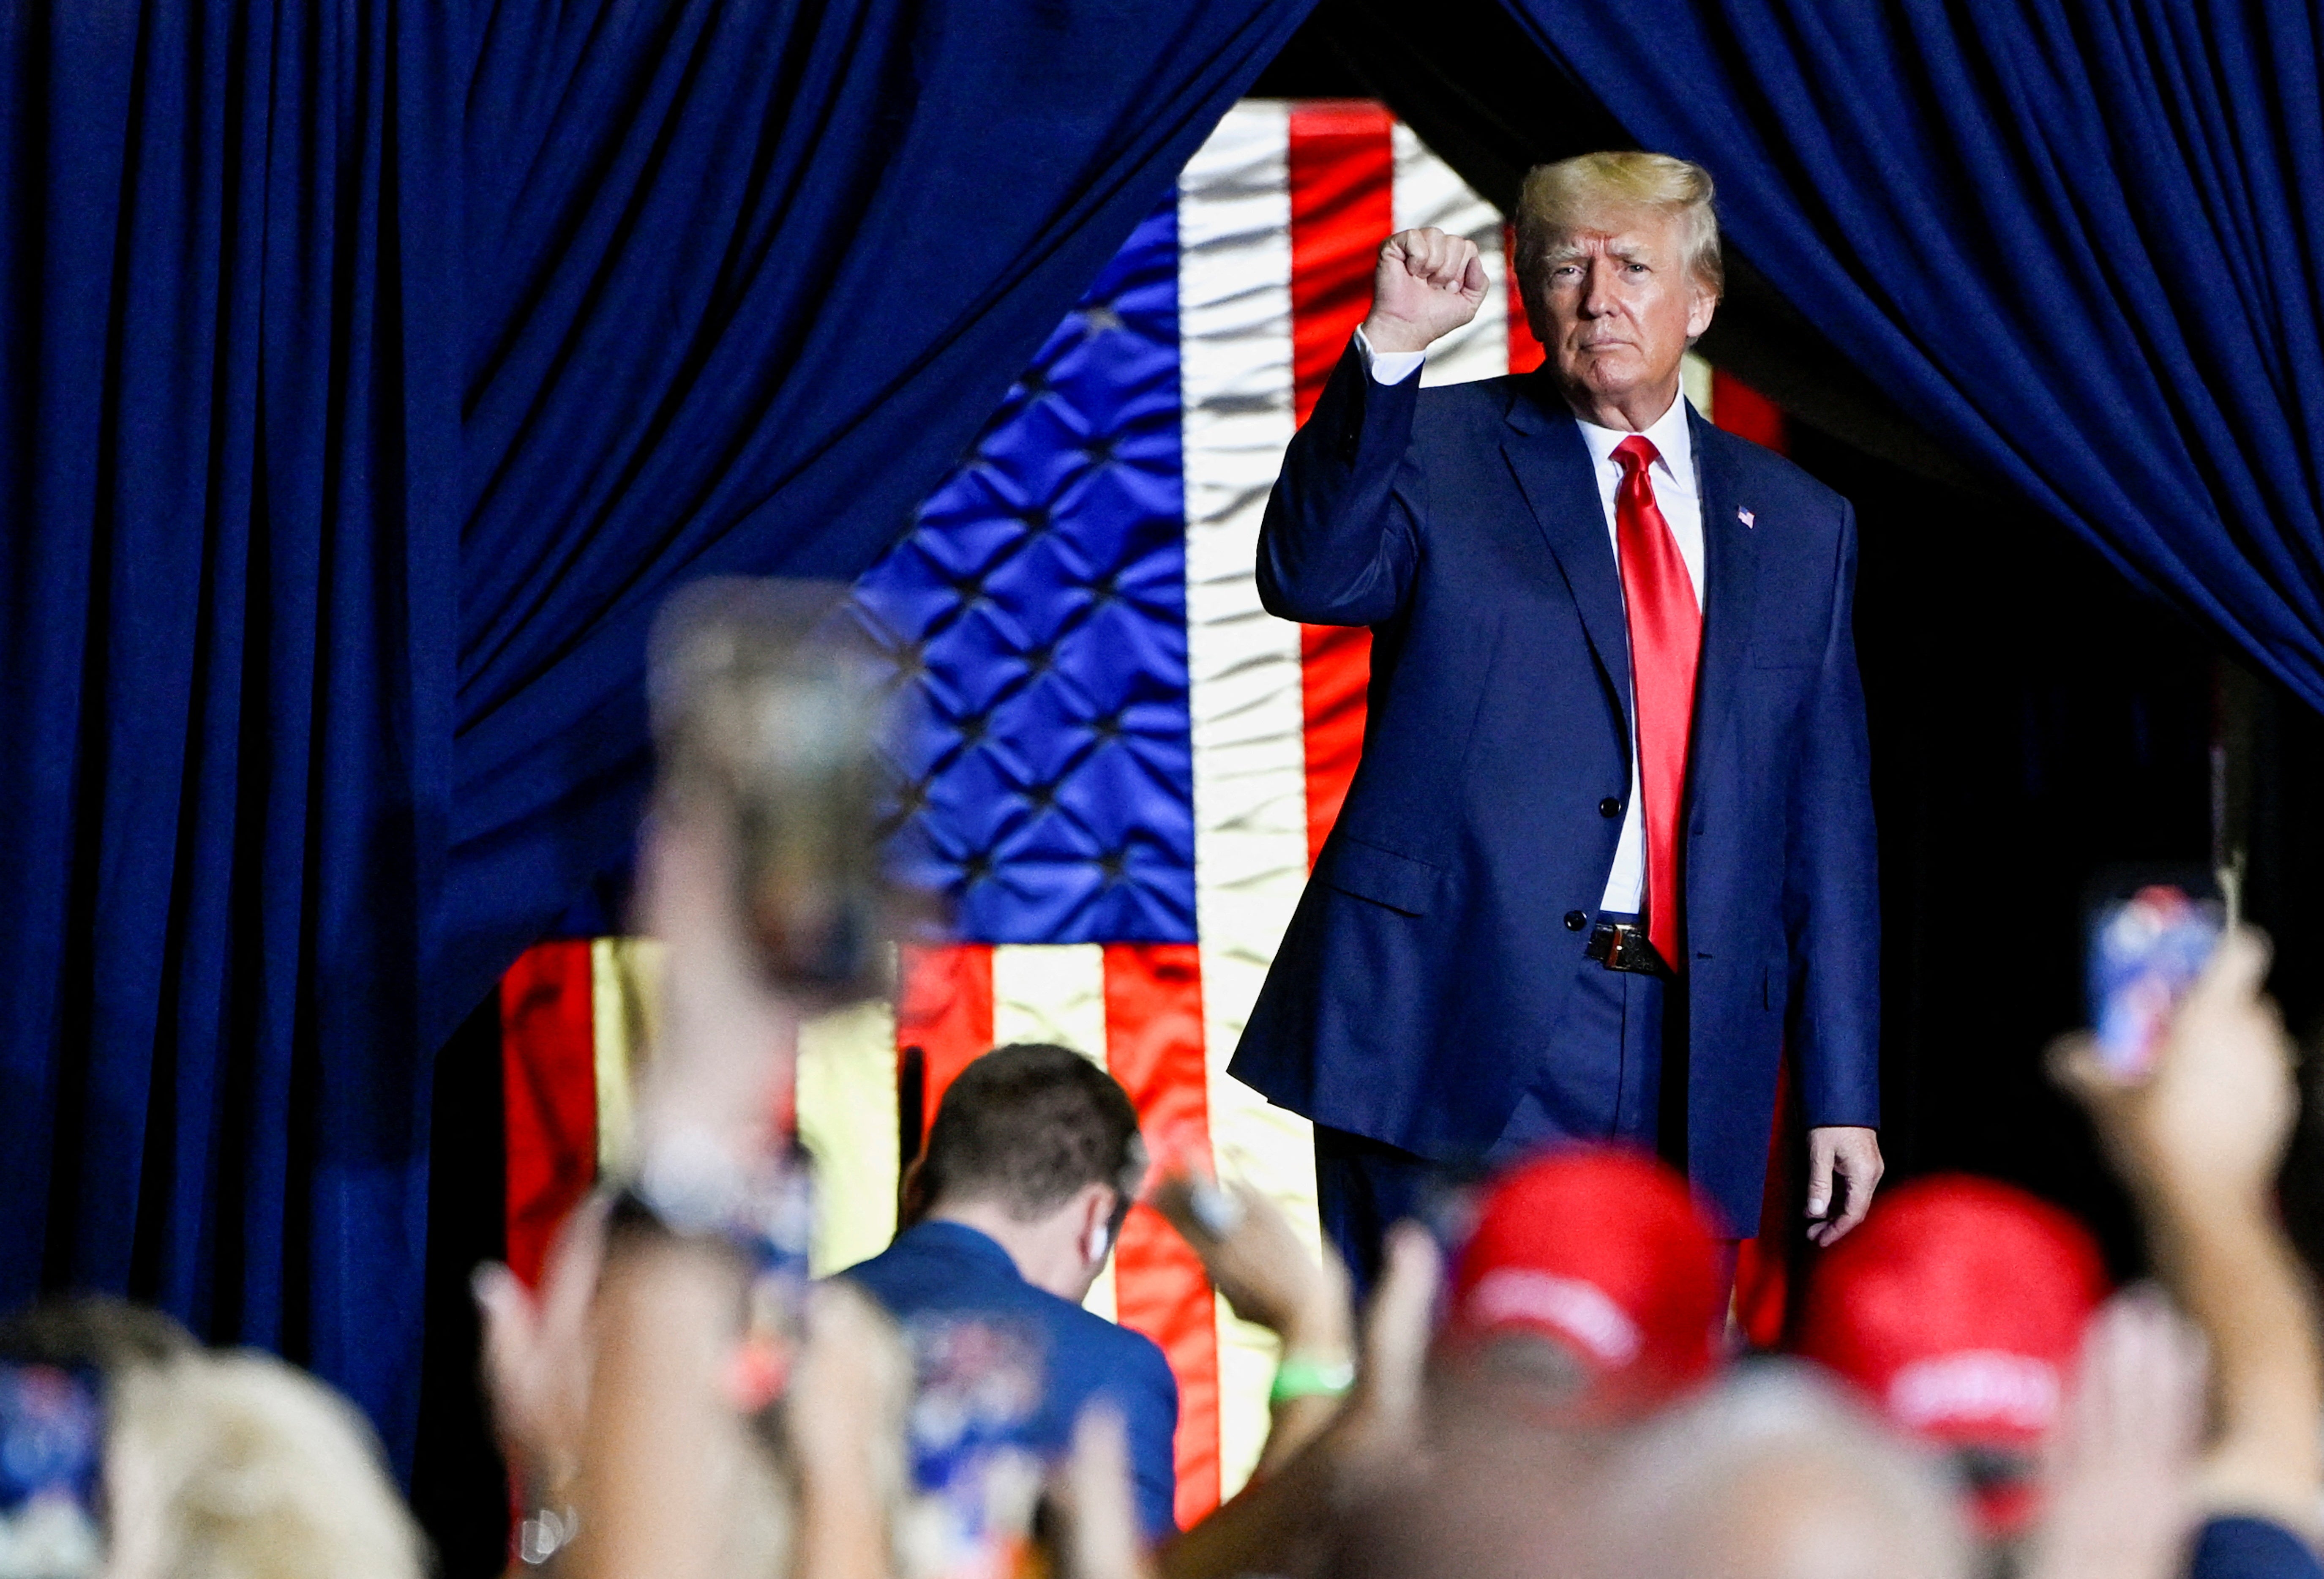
5, 802, 2321, 1579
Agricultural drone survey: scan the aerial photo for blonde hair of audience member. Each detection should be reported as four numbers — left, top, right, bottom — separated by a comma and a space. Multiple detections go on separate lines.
1512, 150, 1724, 302
1587, 1365, 1972, 1579
101, 1350, 426, 1579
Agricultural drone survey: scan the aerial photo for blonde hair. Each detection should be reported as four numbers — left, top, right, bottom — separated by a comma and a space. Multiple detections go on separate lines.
104, 1351, 426, 1579
1514, 151, 1723, 298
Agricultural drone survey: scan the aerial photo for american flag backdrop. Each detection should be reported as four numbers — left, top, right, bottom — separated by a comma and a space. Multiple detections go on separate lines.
497, 101, 1789, 1526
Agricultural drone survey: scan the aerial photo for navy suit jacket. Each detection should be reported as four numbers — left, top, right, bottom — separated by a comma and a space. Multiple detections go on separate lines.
840, 1221, 1181, 1538
1228, 342, 1880, 1233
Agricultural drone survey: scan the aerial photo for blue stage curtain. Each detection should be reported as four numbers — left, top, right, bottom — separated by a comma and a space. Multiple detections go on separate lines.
0, 0, 1309, 1463
1508, 0, 2324, 712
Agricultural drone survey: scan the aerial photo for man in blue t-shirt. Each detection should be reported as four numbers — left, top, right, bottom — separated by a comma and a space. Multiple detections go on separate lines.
841, 1043, 1179, 1540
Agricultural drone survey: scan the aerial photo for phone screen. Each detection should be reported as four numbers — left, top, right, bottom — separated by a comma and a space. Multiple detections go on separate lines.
0, 1362, 106, 1579
899, 1315, 1047, 1579
2087, 882, 2223, 1080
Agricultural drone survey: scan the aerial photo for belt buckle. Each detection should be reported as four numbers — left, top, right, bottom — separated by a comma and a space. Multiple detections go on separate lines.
1585, 920, 1668, 976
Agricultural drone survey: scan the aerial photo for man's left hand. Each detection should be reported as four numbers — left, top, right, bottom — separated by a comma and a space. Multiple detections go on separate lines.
1805, 1126, 1884, 1246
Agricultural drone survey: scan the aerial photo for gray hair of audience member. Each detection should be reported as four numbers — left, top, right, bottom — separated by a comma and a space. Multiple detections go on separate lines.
910, 1043, 1145, 1224
102, 1351, 428, 1579
2, 1298, 426, 1579
1513, 150, 1723, 298
1583, 1362, 1973, 1579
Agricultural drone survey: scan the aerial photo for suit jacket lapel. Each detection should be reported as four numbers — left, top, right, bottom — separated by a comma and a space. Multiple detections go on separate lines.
1501, 377, 1633, 731
1689, 407, 1763, 784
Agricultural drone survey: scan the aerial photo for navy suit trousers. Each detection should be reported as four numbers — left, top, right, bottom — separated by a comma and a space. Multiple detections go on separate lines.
1318, 944, 1681, 1287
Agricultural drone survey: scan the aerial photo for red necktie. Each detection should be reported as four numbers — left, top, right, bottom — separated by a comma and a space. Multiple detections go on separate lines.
1611, 435, 1700, 970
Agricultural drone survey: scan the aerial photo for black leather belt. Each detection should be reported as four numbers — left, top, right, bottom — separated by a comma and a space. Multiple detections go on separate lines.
1585, 919, 1670, 976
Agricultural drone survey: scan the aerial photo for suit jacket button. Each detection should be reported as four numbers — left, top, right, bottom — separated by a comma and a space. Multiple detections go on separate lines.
1598, 797, 1621, 819
1564, 910, 1588, 931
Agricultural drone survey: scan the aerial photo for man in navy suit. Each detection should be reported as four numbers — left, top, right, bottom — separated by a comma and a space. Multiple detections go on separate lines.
1230, 152, 1884, 1278
840, 1042, 1181, 1538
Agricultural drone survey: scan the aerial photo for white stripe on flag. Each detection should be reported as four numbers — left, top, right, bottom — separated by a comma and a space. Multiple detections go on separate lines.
1392, 123, 1508, 389
992, 943, 1116, 1321
1178, 101, 1323, 1499
796, 997, 901, 1277
1683, 351, 1716, 419
588, 936, 660, 1179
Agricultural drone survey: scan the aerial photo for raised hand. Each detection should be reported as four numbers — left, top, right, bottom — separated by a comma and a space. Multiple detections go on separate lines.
2021, 1289, 2205, 1579
1053, 1405, 1154, 1579
1361, 228, 1488, 355
1151, 1168, 1356, 1472
2053, 927, 2294, 1206
785, 1281, 908, 1579
2052, 926, 2324, 1541
1331, 1222, 1441, 1485
1149, 1171, 1352, 1356
475, 1194, 613, 1548
632, 799, 799, 1174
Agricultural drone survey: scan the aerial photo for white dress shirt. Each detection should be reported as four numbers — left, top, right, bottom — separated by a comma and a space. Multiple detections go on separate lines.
1353, 323, 1428, 386
1354, 328, 1706, 916
1575, 394, 1703, 915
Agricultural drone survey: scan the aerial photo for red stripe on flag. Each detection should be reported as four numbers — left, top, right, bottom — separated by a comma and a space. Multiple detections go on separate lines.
1288, 101, 1394, 423
501, 941, 597, 1289
895, 943, 996, 1153
1102, 944, 1221, 1528
1298, 624, 1370, 866
1505, 222, 1545, 374
1711, 368, 1788, 454
1289, 102, 1394, 864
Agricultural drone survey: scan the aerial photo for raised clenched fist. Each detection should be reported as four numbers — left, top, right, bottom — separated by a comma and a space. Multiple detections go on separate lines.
1360, 227, 1488, 354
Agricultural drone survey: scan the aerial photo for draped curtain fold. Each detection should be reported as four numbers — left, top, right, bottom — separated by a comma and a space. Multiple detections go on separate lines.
0, 0, 1310, 1461
1506, 0, 2324, 711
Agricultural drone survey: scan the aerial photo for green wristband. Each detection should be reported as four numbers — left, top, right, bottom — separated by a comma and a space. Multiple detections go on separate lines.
1269, 1353, 1356, 1405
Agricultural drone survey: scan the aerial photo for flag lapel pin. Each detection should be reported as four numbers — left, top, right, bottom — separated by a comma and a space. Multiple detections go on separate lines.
1738, 506, 1756, 528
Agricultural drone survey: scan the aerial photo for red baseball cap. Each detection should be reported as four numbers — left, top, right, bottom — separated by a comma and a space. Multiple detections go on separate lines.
1791, 1175, 2110, 1532
1444, 1145, 1726, 1421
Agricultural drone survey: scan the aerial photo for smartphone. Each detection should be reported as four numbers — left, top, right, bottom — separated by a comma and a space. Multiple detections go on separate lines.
2085, 874, 2223, 1081
0, 1362, 106, 1579
650, 579, 897, 1011
897, 1315, 1048, 1579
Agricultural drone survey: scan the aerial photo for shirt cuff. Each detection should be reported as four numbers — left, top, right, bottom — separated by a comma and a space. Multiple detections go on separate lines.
1353, 325, 1426, 386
